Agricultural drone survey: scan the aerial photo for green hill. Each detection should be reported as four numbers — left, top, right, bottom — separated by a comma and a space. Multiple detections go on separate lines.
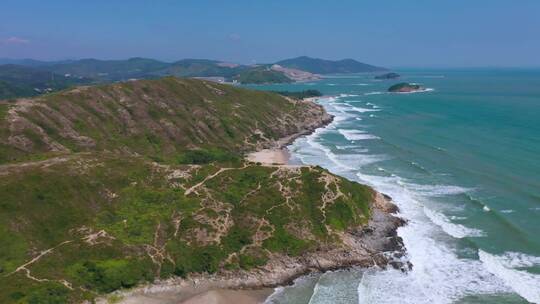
276, 56, 386, 74
0, 77, 384, 303
152, 59, 247, 79
0, 77, 329, 164
43, 57, 170, 81
0, 64, 93, 99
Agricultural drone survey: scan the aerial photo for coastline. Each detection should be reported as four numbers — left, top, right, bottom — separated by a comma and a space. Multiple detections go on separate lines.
99, 192, 405, 304
98, 96, 407, 304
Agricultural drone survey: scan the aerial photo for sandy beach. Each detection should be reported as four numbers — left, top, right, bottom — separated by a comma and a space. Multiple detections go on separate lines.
246, 148, 291, 165
115, 287, 272, 304
180, 289, 272, 304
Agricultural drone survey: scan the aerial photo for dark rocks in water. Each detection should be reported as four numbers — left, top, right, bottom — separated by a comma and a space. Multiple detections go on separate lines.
388, 82, 423, 93
375, 72, 400, 80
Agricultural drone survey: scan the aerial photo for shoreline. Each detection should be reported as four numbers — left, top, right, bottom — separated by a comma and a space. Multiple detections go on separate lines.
98, 97, 407, 304
99, 193, 405, 304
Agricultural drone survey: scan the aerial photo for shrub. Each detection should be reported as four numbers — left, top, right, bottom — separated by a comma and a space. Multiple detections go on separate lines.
24, 282, 70, 304
262, 227, 310, 256
176, 148, 239, 165
68, 259, 149, 293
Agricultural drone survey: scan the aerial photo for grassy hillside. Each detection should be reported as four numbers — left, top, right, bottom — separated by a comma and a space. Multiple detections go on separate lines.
0, 78, 377, 303
0, 77, 328, 164
0, 152, 373, 303
276, 56, 386, 74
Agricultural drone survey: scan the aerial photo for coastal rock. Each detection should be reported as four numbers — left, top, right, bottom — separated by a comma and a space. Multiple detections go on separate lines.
388, 82, 424, 93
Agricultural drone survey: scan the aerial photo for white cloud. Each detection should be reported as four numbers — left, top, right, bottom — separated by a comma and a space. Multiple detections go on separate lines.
2, 36, 30, 45
228, 33, 241, 41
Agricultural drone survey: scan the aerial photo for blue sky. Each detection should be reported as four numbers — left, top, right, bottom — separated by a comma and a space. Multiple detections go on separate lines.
1, 0, 539, 67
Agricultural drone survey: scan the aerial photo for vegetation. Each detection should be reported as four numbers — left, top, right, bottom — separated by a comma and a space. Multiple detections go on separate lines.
0, 77, 374, 303
276, 89, 323, 99
0, 153, 374, 303
0, 77, 324, 164
176, 148, 240, 165
388, 82, 422, 92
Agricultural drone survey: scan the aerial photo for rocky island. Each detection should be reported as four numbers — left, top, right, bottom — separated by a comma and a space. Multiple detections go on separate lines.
388, 82, 424, 93
0, 78, 405, 303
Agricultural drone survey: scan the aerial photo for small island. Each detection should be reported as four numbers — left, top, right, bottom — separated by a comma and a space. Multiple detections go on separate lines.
375, 72, 400, 80
388, 82, 424, 93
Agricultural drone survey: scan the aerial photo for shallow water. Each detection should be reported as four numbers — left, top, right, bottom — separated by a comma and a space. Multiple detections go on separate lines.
245, 69, 540, 303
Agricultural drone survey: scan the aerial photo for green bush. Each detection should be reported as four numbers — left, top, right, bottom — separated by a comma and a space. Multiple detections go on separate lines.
176, 148, 239, 165
262, 227, 310, 256
238, 253, 267, 269
221, 224, 253, 252
172, 244, 224, 275
24, 282, 70, 304
68, 259, 149, 293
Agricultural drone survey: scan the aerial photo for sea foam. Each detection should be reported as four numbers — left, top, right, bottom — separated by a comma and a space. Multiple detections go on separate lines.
291, 96, 510, 303
479, 250, 540, 303
338, 129, 380, 141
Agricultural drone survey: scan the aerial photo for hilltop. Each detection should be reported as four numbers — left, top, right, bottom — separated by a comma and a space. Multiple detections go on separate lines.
0, 77, 404, 303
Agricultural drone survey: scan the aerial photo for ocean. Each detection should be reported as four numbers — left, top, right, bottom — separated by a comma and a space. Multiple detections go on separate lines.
243, 68, 540, 304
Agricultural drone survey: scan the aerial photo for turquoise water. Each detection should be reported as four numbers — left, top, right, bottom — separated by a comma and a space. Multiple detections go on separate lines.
245, 69, 540, 303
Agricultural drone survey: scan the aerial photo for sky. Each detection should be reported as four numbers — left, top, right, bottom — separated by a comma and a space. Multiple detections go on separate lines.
1, 0, 539, 67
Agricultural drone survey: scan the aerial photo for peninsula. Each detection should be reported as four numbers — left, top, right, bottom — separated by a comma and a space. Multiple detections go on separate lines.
0, 78, 404, 303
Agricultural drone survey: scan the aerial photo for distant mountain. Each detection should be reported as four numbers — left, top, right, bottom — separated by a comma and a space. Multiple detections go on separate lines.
0, 58, 73, 67
0, 56, 389, 99
152, 59, 247, 79
0, 64, 93, 99
43, 57, 170, 80
275, 56, 386, 74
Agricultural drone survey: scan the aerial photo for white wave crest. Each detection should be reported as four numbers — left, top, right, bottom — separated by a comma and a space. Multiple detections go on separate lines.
353, 171, 509, 304
338, 129, 380, 141
338, 93, 359, 98
393, 88, 435, 94
423, 207, 486, 238
479, 250, 540, 303
406, 183, 472, 197
500, 209, 515, 214
350, 106, 380, 113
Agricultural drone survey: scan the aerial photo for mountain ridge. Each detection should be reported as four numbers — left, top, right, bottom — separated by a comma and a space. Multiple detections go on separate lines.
0, 56, 387, 99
